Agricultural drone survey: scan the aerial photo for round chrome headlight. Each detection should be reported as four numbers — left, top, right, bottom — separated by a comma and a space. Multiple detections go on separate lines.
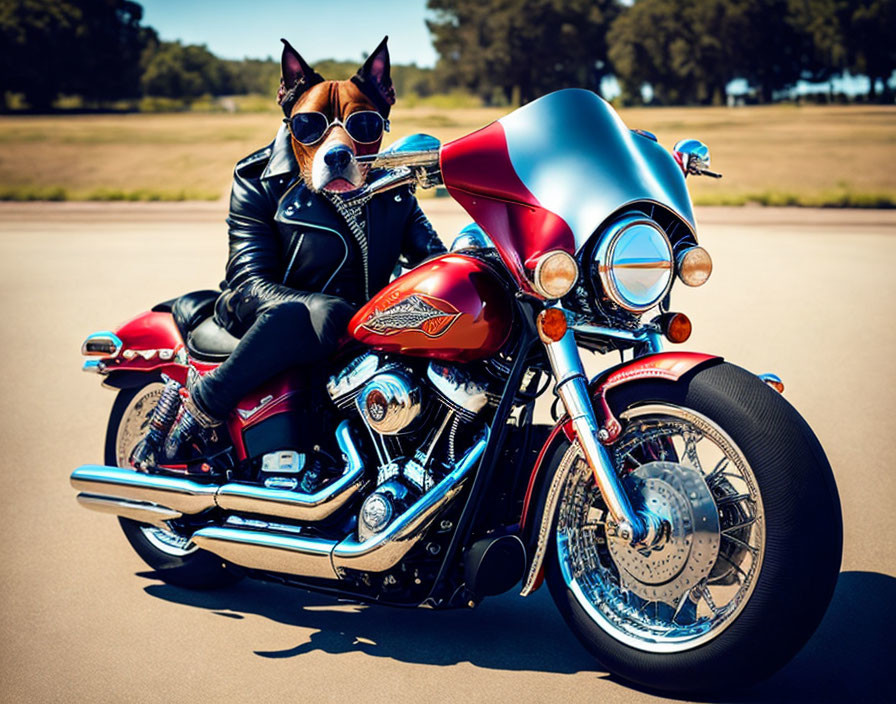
593, 213, 674, 313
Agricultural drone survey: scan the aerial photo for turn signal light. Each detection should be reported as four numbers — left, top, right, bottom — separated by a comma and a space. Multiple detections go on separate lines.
660, 312, 692, 343
532, 250, 579, 299
538, 308, 569, 343
677, 246, 712, 287
759, 373, 785, 394
81, 332, 122, 357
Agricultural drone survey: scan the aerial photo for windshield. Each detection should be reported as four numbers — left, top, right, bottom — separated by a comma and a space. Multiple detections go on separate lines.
498, 89, 696, 249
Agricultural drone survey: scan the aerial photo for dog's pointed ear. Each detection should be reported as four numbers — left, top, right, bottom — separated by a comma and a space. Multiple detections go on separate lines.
351, 35, 395, 117
278, 38, 324, 116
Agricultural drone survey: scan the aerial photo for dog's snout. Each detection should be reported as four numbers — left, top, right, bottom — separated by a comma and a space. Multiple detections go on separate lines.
324, 145, 353, 170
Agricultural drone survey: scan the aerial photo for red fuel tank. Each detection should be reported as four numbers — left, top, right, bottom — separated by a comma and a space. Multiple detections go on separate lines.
349, 253, 513, 362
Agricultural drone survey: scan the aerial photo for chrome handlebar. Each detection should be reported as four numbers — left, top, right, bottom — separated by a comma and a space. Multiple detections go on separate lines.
355, 148, 441, 170
345, 147, 442, 207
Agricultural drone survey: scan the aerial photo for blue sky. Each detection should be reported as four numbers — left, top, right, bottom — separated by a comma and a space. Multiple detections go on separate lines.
139, 0, 439, 66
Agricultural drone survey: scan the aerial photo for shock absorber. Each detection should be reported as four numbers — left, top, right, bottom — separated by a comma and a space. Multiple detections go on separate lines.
131, 376, 183, 469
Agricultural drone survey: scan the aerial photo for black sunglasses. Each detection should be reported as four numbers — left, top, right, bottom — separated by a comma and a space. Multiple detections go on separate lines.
284, 110, 389, 145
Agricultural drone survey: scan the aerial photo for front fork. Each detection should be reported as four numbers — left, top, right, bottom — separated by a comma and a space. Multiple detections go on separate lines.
539, 313, 663, 545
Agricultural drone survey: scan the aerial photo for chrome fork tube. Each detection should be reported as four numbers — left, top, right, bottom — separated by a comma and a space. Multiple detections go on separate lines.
543, 328, 645, 542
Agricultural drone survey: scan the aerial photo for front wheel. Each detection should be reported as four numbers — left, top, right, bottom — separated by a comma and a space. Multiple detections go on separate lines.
106, 380, 241, 590
545, 362, 842, 693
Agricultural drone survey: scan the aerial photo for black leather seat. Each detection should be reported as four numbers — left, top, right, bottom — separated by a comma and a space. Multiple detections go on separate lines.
153, 289, 240, 362
170, 290, 219, 340
187, 316, 240, 361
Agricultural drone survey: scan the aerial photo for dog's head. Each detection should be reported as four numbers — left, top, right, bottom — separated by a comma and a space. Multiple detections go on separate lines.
278, 37, 395, 194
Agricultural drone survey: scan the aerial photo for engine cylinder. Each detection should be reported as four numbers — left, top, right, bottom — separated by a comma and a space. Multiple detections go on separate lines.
356, 371, 422, 435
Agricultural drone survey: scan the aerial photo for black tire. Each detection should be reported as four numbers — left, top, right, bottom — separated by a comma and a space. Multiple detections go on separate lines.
105, 382, 241, 590
545, 361, 842, 693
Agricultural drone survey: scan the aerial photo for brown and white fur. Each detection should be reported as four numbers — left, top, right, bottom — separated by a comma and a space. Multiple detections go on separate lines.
279, 37, 395, 194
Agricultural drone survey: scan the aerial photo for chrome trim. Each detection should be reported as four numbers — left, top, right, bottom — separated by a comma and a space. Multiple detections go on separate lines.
76, 494, 181, 528
450, 223, 494, 252
81, 331, 123, 357
71, 465, 218, 515
355, 371, 422, 435
673, 139, 722, 179
543, 327, 643, 538
332, 432, 488, 574
427, 362, 489, 419
71, 421, 366, 524
355, 149, 440, 170
327, 352, 386, 406
215, 420, 365, 521
521, 441, 582, 596
593, 212, 674, 313
82, 359, 106, 374
556, 403, 762, 652
191, 527, 340, 580
187, 433, 488, 581
572, 324, 650, 343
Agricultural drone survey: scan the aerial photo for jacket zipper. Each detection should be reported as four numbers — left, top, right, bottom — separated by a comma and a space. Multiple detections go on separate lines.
276, 180, 350, 294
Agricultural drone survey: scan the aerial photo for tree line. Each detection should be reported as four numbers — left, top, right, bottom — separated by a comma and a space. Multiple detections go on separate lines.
0, 0, 440, 111
428, 0, 895, 105
1, 0, 893, 111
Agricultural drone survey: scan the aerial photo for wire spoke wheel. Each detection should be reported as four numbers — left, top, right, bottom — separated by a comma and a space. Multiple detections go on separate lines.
556, 403, 764, 653
112, 382, 197, 558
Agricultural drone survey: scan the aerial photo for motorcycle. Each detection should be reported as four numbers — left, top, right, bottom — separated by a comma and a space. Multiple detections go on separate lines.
71, 89, 842, 693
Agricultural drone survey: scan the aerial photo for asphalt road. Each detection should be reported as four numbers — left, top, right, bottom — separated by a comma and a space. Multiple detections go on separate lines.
0, 201, 893, 703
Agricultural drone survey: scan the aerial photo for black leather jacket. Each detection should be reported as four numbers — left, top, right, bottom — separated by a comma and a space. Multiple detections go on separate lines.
214, 125, 446, 336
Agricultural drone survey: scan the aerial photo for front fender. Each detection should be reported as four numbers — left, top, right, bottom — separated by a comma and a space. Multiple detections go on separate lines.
517, 351, 721, 594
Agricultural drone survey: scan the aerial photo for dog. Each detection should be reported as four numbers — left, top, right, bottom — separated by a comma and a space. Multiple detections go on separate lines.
278, 36, 395, 193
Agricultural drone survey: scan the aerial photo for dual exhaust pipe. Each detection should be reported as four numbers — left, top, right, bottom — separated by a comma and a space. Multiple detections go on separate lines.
71, 423, 487, 580
72, 421, 365, 527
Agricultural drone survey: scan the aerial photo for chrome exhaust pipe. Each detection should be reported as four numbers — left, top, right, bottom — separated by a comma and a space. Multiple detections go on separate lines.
215, 422, 365, 521
189, 432, 488, 579
76, 494, 182, 528
331, 432, 487, 574
71, 421, 365, 524
191, 528, 340, 579
71, 466, 218, 515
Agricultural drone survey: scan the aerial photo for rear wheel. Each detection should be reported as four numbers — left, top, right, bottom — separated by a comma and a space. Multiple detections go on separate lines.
106, 381, 240, 589
545, 362, 842, 692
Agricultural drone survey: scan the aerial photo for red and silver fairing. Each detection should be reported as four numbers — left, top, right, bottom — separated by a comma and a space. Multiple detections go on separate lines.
440, 89, 696, 293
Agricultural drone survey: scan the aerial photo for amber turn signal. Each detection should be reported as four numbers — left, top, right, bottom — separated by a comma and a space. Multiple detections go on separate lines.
660, 312, 692, 343
538, 308, 569, 343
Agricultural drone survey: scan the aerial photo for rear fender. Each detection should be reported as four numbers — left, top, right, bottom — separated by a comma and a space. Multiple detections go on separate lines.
83, 310, 190, 386
517, 351, 721, 594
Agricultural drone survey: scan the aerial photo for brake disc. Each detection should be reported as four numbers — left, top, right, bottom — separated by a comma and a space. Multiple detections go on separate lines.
606, 461, 720, 605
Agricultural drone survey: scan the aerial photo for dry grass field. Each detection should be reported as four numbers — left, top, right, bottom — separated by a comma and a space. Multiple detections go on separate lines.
0, 103, 893, 205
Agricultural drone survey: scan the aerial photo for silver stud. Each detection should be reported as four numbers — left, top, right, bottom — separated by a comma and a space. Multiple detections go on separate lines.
306, 200, 312, 207
285, 205, 295, 215
394, 193, 402, 202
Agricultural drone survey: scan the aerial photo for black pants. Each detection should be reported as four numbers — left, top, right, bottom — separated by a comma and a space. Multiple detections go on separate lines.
193, 296, 355, 420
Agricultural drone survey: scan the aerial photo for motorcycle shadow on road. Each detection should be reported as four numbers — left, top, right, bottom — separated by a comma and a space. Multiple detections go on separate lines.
140, 573, 598, 675
141, 569, 893, 694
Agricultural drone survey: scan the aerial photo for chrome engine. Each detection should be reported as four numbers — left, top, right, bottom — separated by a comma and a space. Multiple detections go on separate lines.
327, 352, 492, 542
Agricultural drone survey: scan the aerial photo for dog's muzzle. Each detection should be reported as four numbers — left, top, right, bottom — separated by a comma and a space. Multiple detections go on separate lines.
312, 143, 364, 193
